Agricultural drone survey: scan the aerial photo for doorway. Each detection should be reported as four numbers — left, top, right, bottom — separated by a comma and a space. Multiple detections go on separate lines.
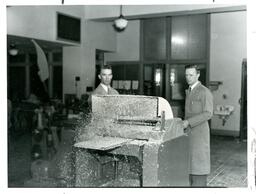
239, 58, 247, 141
143, 64, 166, 97
95, 49, 105, 88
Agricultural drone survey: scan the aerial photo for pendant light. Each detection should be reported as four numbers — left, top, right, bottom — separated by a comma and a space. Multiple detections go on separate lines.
113, 5, 128, 32
8, 44, 19, 56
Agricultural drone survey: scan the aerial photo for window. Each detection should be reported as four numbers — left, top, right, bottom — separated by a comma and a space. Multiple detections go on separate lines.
8, 51, 63, 102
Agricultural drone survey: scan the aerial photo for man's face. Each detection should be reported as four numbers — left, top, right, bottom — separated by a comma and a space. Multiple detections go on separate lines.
98, 68, 113, 86
185, 68, 200, 86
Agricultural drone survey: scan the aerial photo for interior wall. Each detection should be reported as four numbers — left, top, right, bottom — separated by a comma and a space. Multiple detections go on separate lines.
105, 20, 140, 62
209, 11, 247, 135
63, 20, 116, 98
7, 5, 84, 45
62, 46, 83, 96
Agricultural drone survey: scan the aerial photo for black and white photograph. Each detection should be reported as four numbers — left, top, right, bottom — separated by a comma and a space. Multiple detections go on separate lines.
1, 0, 256, 193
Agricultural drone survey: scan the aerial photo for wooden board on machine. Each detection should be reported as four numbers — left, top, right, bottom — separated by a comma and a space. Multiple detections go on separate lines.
74, 136, 132, 151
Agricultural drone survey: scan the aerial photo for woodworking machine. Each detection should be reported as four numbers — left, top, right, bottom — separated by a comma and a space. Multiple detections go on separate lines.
74, 95, 189, 187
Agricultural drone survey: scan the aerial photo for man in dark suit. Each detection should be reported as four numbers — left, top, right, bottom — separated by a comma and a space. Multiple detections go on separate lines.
182, 64, 213, 187
92, 65, 119, 95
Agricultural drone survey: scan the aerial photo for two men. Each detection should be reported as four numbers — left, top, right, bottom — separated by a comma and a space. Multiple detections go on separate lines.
92, 64, 213, 187
182, 64, 213, 187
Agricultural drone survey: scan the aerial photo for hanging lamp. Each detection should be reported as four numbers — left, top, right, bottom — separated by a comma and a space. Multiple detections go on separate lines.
113, 5, 128, 32
8, 44, 19, 56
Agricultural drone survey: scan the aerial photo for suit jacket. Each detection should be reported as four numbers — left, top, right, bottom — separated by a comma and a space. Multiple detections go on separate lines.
88, 84, 119, 107
185, 82, 213, 175
92, 84, 119, 95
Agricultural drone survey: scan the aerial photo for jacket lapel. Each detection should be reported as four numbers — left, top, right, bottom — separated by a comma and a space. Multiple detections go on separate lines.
192, 81, 201, 94
99, 84, 108, 95
186, 81, 201, 96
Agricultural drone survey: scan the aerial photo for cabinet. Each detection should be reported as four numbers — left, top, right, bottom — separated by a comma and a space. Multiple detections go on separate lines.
107, 14, 209, 117
142, 14, 208, 61
170, 14, 208, 60
143, 18, 166, 61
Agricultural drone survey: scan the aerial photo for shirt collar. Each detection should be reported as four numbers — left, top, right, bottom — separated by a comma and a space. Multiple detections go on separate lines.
190, 81, 199, 91
100, 83, 109, 92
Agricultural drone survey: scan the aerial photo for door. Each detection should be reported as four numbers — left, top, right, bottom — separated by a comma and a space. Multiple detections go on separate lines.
143, 64, 165, 97
240, 58, 247, 141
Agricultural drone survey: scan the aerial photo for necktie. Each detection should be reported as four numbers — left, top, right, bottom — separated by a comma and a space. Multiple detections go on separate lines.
107, 86, 111, 94
188, 86, 192, 93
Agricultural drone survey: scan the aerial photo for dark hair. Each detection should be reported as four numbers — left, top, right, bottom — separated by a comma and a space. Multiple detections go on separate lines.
185, 64, 200, 74
100, 64, 112, 71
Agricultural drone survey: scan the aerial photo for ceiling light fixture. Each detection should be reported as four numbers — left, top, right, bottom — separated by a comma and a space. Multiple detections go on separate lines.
113, 5, 128, 32
9, 44, 19, 56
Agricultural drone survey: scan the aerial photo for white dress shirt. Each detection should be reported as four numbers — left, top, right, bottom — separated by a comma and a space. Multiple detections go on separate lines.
100, 83, 109, 93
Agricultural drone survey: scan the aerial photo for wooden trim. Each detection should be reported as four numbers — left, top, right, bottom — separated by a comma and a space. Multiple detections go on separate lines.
139, 60, 168, 64
139, 59, 208, 64
165, 17, 171, 101
25, 65, 30, 98
165, 63, 170, 101
108, 60, 207, 66
140, 19, 144, 62
206, 14, 211, 87
167, 17, 171, 61
139, 20, 144, 94
107, 61, 141, 65
48, 52, 53, 98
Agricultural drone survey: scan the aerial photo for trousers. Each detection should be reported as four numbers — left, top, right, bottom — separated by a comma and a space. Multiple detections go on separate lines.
189, 174, 207, 187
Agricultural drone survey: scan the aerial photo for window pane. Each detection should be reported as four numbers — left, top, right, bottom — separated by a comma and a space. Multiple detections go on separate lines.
53, 66, 63, 99
53, 52, 62, 62
29, 65, 49, 102
8, 66, 26, 101
143, 64, 165, 97
9, 54, 26, 63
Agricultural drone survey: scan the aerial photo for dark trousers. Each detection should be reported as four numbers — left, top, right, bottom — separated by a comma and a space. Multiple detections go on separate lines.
189, 174, 207, 187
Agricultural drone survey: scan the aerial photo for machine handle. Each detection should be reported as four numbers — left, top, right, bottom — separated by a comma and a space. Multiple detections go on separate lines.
160, 111, 165, 131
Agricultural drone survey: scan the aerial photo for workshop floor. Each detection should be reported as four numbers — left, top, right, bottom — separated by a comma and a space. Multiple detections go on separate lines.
207, 136, 247, 187
7, 132, 247, 188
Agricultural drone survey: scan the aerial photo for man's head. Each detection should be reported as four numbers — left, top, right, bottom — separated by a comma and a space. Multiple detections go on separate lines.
98, 65, 113, 86
185, 64, 200, 86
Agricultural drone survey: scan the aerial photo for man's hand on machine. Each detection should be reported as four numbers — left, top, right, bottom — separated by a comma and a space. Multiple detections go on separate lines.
182, 120, 191, 135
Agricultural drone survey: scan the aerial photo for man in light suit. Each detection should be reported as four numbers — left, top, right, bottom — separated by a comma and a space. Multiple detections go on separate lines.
182, 64, 213, 187
92, 65, 119, 95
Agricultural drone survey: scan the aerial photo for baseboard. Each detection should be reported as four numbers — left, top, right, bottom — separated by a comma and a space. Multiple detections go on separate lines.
211, 129, 240, 137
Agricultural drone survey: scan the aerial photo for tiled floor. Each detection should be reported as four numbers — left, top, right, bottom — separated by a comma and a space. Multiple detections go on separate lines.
8, 131, 247, 188
208, 136, 247, 187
